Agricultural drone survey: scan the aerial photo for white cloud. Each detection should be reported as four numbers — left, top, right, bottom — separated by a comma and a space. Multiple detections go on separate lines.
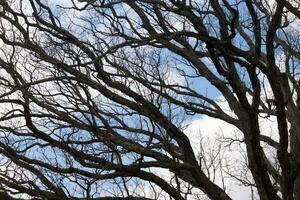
182, 95, 279, 200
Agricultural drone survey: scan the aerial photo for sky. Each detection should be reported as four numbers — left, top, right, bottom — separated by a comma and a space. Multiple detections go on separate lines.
0, 0, 292, 199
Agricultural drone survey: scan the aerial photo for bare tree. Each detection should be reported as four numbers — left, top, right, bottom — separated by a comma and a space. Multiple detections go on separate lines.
0, 0, 300, 199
